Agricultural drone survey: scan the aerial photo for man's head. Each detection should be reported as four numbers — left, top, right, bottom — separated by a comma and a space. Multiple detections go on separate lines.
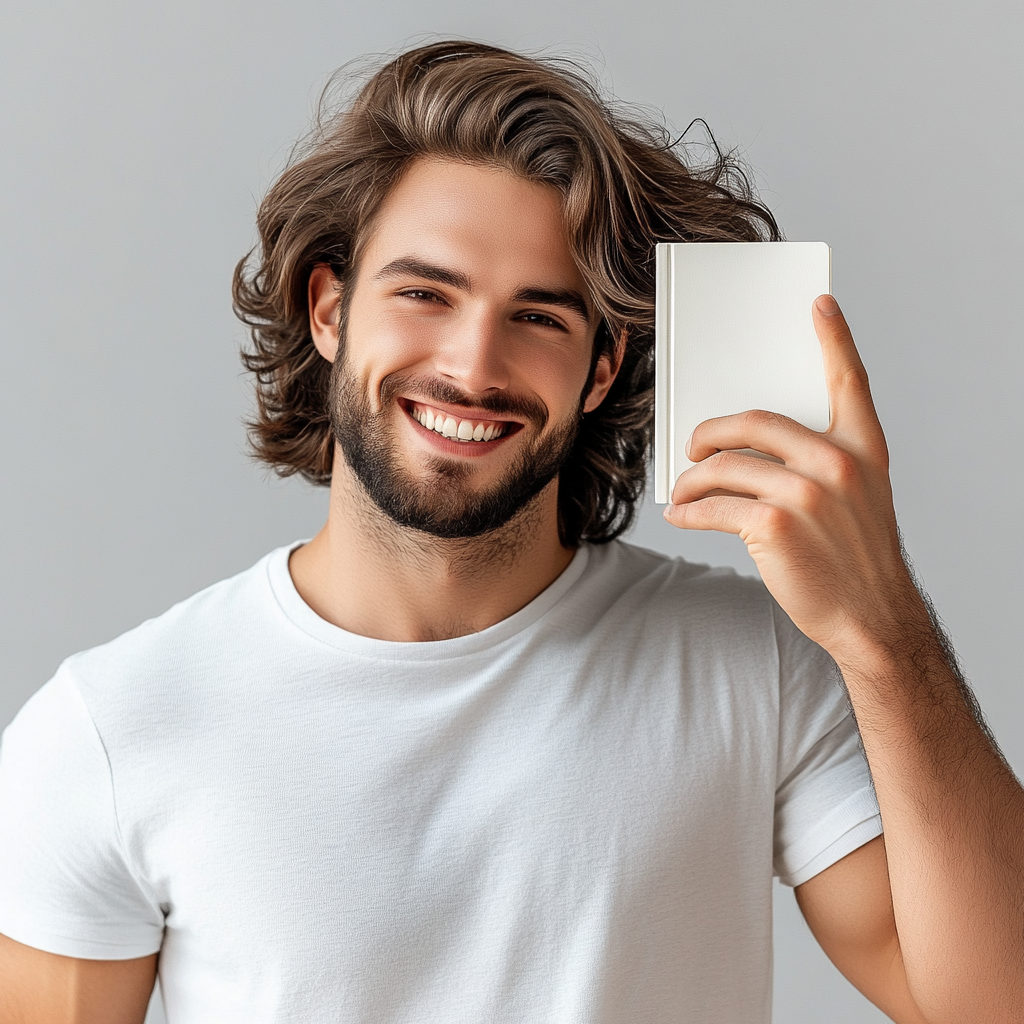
234, 40, 779, 546
310, 158, 614, 540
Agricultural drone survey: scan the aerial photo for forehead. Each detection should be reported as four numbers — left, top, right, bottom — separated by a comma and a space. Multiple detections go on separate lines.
358, 157, 585, 290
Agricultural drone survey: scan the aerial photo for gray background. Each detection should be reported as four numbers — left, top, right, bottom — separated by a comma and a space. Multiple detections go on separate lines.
1, 1, 1020, 1021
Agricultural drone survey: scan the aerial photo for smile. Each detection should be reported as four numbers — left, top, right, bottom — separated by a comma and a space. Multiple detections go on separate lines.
407, 402, 513, 443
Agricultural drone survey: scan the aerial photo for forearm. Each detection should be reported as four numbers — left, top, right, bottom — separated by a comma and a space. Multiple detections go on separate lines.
837, 609, 1024, 1024
665, 296, 1023, 1018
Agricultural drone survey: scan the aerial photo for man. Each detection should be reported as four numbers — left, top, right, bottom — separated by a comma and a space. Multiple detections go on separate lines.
0, 40, 1021, 1024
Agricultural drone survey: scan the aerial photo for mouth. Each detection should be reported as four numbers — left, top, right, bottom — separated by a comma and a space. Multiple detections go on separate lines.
402, 400, 520, 444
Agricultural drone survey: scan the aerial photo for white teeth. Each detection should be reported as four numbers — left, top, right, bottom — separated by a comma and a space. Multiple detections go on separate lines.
412, 405, 506, 442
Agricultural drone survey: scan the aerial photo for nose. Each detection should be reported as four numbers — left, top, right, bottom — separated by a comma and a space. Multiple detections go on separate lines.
432, 309, 511, 395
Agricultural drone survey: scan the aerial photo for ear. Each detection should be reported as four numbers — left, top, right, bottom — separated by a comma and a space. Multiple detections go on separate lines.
582, 328, 627, 414
308, 264, 343, 363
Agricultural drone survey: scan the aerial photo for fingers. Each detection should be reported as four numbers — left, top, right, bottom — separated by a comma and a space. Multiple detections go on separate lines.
685, 410, 865, 495
686, 297, 888, 473
812, 296, 886, 456
670, 448, 821, 508
686, 408, 822, 466
663, 492, 776, 537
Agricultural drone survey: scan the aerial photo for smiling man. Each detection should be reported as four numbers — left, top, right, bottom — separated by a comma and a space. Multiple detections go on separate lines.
1, 41, 1022, 1024
290, 158, 617, 642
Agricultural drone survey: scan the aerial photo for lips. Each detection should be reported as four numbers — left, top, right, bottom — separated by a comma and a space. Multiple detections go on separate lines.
407, 401, 514, 443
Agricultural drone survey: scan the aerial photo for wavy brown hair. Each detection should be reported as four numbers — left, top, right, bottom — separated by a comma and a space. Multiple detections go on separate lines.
233, 40, 780, 546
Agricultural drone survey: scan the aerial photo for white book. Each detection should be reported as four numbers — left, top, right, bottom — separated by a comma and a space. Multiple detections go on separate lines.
653, 241, 832, 503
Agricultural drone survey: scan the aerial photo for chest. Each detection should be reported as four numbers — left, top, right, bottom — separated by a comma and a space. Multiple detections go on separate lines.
128, 636, 778, 918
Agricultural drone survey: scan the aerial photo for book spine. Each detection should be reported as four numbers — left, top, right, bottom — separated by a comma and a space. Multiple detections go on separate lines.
654, 243, 674, 503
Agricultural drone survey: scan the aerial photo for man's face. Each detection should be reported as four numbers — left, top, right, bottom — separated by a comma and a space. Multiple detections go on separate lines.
311, 158, 617, 539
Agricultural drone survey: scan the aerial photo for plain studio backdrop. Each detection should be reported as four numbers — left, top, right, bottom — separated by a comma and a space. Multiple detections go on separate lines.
1, 2, 1020, 1021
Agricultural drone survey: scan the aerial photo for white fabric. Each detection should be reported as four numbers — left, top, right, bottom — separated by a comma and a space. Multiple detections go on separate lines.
0, 540, 881, 1023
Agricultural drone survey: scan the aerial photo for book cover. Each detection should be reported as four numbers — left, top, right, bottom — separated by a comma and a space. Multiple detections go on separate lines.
654, 241, 832, 503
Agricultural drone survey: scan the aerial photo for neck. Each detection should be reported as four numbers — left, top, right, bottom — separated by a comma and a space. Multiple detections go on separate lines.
288, 459, 575, 642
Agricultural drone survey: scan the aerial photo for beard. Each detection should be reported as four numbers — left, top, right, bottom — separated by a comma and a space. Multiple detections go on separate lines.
328, 359, 583, 540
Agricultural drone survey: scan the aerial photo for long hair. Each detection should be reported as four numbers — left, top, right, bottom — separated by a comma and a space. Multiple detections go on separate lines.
233, 40, 780, 546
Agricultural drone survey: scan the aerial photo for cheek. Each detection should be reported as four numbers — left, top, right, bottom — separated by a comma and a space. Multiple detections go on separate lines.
342, 311, 440, 389
518, 343, 594, 415
525, 360, 585, 414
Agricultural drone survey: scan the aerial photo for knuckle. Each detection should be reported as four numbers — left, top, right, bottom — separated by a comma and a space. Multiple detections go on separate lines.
792, 476, 825, 513
840, 365, 871, 396
709, 449, 743, 471
743, 408, 785, 432
821, 447, 860, 489
759, 503, 792, 536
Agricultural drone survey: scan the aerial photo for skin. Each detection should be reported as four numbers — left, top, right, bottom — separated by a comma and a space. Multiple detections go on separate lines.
667, 295, 1024, 1022
3, 158, 1022, 1021
290, 158, 619, 642
0, 933, 156, 1023
0, 158, 620, 1021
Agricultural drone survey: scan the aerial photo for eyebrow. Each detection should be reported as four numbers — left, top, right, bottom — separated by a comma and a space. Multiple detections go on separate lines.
511, 287, 591, 326
374, 258, 470, 291
374, 257, 593, 326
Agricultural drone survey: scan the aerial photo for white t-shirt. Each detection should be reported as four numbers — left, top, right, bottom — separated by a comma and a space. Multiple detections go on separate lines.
0, 540, 881, 1023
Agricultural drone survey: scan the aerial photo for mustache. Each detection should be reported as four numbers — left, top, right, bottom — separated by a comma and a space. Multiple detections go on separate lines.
380, 373, 550, 426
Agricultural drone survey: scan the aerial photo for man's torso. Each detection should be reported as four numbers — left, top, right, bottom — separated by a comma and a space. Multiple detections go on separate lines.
0, 540, 879, 1023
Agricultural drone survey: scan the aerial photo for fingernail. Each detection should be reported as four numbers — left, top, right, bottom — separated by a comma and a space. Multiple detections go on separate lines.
662, 504, 675, 519
815, 294, 841, 316
684, 429, 694, 458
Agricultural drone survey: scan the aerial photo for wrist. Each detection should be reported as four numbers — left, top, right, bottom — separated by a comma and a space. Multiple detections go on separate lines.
828, 592, 945, 689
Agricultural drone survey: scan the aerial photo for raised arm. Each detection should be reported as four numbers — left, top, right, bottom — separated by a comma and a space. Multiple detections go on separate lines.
0, 932, 157, 1024
665, 295, 1024, 1023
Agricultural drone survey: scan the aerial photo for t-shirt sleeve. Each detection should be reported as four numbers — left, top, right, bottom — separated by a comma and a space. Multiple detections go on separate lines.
770, 602, 882, 888
0, 666, 165, 958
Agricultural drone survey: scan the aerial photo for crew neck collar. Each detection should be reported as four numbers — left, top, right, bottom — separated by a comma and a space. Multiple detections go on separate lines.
265, 541, 591, 662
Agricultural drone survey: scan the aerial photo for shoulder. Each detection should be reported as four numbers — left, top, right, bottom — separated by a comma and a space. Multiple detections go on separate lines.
576, 540, 841, 685
54, 545, 295, 720
549, 539, 787, 672
579, 538, 774, 623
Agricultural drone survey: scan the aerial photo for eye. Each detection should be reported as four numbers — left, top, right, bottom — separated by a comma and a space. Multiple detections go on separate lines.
518, 312, 567, 331
397, 288, 447, 305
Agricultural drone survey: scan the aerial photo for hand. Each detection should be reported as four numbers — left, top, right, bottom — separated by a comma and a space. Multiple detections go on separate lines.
663, 295, 930, 668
